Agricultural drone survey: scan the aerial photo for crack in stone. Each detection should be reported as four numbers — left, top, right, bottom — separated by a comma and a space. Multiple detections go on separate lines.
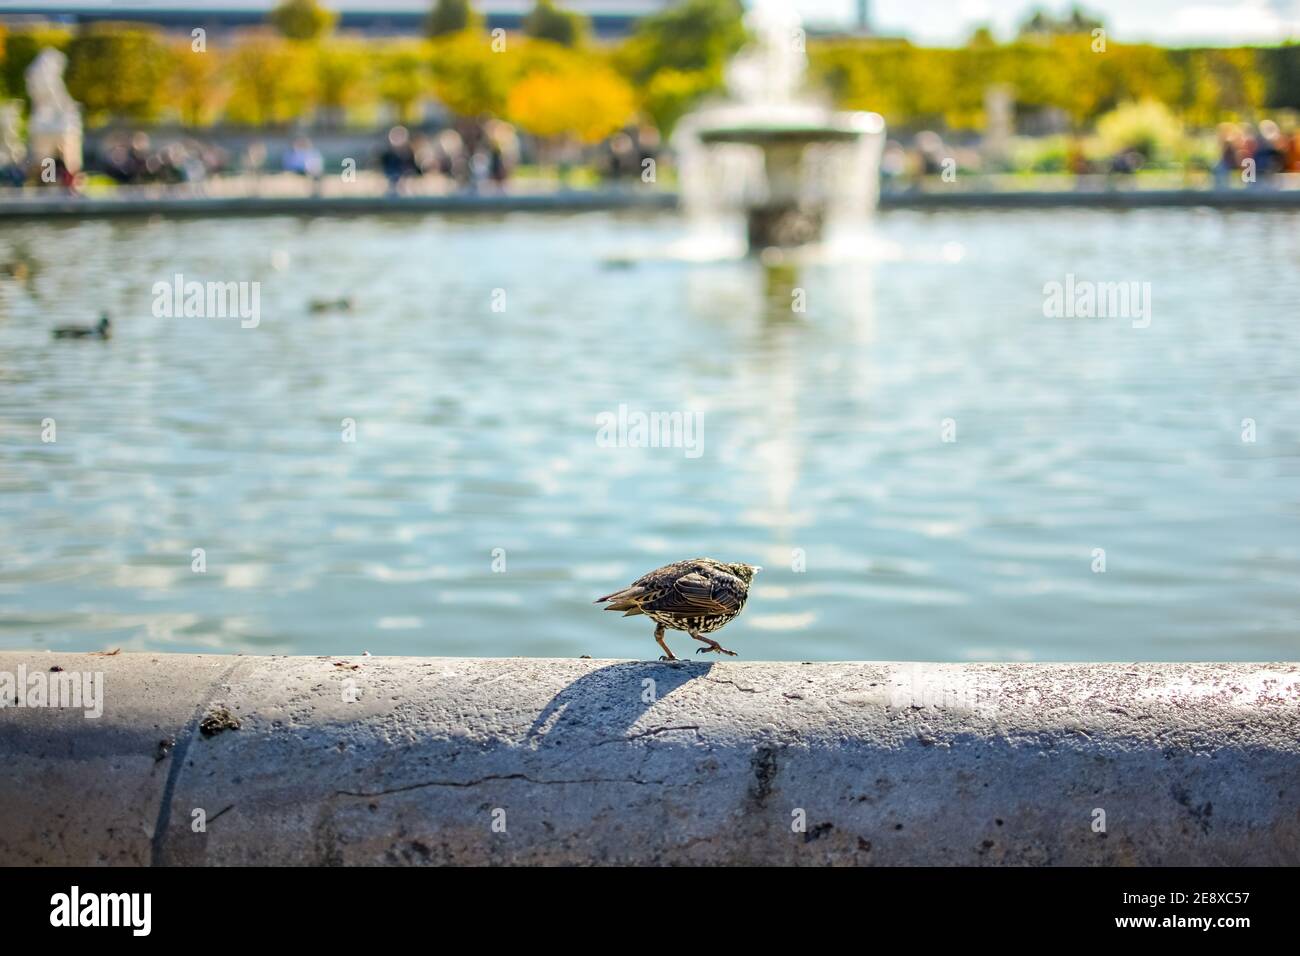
337, 773, 667, 798
598, 724, 701, 745
706, 678, 758, 693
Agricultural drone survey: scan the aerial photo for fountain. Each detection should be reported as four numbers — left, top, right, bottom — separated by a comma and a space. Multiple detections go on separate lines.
675, 0, 884, 254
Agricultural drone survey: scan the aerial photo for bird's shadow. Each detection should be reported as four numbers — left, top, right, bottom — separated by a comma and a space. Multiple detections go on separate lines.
525, 659, 714, 750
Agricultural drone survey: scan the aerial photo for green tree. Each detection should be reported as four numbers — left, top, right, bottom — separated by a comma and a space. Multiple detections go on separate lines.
641, 67, 715, 137
614, 0, 745, 137
65, 23, 168, 124
1261, 43, 1300, 110
523, 1, 588, 48
427, 0, 478, 37
618, 0, 746, 82
269, 0, 338, 42
1, 27, 72, 105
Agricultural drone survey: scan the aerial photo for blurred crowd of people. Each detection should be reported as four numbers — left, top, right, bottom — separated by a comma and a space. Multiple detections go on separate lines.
5, 118, 1299, 196
596, 127, 662, 182
374, 120, 519, 194
0, 111, 669, 197
1214, 120, 1300, 187
878, 119, 1300, 189
96, 132, 230, 186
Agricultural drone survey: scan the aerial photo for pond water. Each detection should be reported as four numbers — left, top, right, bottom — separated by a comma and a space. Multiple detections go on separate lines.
1, 208, 1297, 661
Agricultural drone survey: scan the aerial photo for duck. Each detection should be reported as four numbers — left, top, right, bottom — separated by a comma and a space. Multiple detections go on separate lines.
53, 312, 112, 340
308, 296, 354, 313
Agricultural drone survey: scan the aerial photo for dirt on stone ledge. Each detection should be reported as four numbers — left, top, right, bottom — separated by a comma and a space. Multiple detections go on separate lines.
200, 706, 241, 737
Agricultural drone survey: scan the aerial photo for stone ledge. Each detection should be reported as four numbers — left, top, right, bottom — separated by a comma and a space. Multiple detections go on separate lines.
0, 652, 1297, 865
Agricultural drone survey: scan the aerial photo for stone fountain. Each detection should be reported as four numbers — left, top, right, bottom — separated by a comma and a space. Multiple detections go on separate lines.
675, 0, 884, 253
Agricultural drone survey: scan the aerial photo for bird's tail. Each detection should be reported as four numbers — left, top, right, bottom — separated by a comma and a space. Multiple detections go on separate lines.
593, 585, 646, 614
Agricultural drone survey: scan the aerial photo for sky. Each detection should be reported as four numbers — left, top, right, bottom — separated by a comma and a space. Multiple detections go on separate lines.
801, 0, 1300, 45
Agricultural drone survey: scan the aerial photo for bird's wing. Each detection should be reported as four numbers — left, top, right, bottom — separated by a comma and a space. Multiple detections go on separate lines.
642, 571, 741, 616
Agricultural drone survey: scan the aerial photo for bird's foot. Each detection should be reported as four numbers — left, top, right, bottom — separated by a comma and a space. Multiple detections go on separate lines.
658, 654, 678, 662
696, 642, 738, 657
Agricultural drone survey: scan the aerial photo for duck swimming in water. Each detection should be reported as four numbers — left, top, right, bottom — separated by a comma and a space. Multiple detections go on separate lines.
53, 312, 112, 340
308, 296, 354, 313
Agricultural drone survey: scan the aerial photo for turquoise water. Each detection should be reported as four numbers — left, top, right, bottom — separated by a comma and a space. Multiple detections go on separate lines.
1, 208, 1297, 661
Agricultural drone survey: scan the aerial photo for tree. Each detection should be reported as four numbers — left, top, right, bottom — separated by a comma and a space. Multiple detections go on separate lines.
377, 40, 430, 124
65, 23, 168, 124
315, 40, 372, 127
1261, 43, 1300, 110
1095, 100, 1184, 161
1173, 48, 1264, 126
641, 68, 714, 138
225, 32, 317, 125
170, 40, 227, 126
0, 26, 72, 104
618, 0, 746, 83
506, 64, 634, 144
269, 0, 337, 42
523, 1, 588, 48
430, 30, 513, 117
613, 0, 745, 136
427, 0, 478, 37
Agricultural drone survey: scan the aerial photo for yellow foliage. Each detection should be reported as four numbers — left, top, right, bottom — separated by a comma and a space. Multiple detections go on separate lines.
810, 36, 1272, 132
169, 40, 227, 126
224, 31, 317, 126
506, 66, 635, 143
430, 30, 514, 118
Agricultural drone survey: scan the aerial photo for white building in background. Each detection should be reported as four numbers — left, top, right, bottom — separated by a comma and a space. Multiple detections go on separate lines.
0, 1, 676, 38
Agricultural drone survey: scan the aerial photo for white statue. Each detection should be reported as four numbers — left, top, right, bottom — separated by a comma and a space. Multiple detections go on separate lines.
25, 48, 83, 175
0, 101, 24, 169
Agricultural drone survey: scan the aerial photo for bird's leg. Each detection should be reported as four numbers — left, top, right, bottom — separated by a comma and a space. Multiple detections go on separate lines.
692, 632, 737, 657
654, 624, 677, 661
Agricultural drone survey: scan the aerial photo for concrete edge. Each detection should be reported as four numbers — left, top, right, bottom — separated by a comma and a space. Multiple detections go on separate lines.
4, 188, 1300, 220
1, 652, 1297, 865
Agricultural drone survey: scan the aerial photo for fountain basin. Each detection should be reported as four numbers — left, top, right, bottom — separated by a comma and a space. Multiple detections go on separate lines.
696, 122, 873, 147
687, 111, 884, 252
673, 0, 886, 255
3, 652, 1298, 865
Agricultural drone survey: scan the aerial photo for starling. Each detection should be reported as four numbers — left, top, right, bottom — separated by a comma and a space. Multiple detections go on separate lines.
594, 558, 761, 660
